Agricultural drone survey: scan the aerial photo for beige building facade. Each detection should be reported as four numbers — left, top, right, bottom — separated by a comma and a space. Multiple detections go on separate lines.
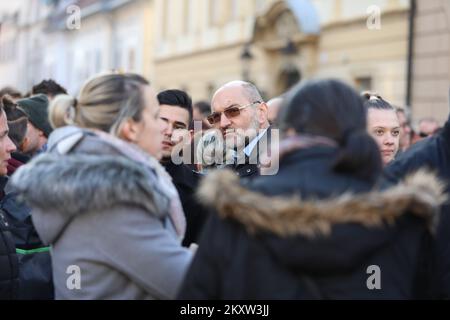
2, 0, 449, 123
0, 0, 154, 94
411, 0, 450, 124
153, 0, 411, 110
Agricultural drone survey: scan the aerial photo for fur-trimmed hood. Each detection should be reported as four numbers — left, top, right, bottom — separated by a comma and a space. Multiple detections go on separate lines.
199, 170, 446, 237
10, 130, 172, 245
198, 169, 447, 272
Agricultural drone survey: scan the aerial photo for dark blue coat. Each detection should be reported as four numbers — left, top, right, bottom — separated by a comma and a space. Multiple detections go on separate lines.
385, 116, 450, 298
162, 162, 209, 247
1, 185, 54, 300
0, 204, 19, 299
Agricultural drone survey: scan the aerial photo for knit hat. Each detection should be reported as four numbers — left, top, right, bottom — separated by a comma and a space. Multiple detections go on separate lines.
2, 95, 28, 147
16, 94, 53, 137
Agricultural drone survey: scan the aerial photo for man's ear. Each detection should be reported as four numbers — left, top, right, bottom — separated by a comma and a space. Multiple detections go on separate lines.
258, 102, 269, 124
38, 129, 46, 138
120, 119, 140, 143
20, 137, 29, 153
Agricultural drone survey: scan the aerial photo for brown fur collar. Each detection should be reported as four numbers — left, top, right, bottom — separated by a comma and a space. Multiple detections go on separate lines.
198, 170, 447, 238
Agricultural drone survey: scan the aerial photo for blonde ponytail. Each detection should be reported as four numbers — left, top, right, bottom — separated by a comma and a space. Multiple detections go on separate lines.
49, 94, 76, 129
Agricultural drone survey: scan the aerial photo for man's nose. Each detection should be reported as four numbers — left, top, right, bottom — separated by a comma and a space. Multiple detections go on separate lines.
159, 118, 168, 133
7, 136, 17, 153
220, 113, 231, 128
164, 123, 174, 136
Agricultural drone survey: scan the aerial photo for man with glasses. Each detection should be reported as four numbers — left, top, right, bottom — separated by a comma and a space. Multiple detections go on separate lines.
207, 81, 271, 178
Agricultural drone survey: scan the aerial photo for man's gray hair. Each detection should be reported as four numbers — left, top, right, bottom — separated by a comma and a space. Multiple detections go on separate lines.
241, 82, 263, 103
217, 80, 263, 104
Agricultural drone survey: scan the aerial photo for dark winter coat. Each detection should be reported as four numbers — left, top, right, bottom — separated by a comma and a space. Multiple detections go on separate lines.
179, 146, 444, 300
0, 204, 19, 299
0, 188, 53, 300
232, 127, 272, 179
385, 115, 450, 298
162, 162, 209, 246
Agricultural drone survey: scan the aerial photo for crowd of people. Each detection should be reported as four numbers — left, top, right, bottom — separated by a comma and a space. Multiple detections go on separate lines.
0, 73, 449, 300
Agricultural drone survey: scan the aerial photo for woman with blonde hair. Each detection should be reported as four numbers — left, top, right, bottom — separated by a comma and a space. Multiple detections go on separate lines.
10, 72, 192, 299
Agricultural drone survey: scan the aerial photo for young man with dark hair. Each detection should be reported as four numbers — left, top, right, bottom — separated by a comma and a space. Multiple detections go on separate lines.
157, 89, 193, 158
31, 79, 67, 100
157, 89, 207, 247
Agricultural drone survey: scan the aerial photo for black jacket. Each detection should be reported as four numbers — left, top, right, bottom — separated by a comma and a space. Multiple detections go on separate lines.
231, 127, 272, 179
179, 146, 442, 299
0, 203, 19, 299
0, 184, 54, 300
385, 116, 450, 183
162, 161, 209, 247
385, 116, 450, 298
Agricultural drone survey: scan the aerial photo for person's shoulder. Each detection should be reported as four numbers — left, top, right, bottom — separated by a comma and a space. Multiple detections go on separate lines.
385, 137, 441, 183
398, 138, 435, 165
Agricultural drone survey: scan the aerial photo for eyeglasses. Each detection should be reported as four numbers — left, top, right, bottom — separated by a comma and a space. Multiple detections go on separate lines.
206, 101, 261, 125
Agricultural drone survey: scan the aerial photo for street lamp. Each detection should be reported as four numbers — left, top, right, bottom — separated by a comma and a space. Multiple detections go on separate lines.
240, 43, 254, 82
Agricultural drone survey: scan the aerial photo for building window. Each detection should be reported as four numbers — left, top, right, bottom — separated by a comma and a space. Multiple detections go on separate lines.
183, 0, 191, 34
128, 48, 136, 72
95, 50, 102, 73
355, 77, 372, 93
209, 0, 221, 27
115, 48, 121, 70
0, 37, 17, 63
230, 0, 239, 21
1, 40, 8, 62
254, 0, 266, 13
84, 51, 91, 79
162, 0, 169, 39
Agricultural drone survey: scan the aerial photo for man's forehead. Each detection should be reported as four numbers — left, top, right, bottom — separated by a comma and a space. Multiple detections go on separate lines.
0, 112, 8, 132
159, 104, 190, 124
212, 87, 248, 111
